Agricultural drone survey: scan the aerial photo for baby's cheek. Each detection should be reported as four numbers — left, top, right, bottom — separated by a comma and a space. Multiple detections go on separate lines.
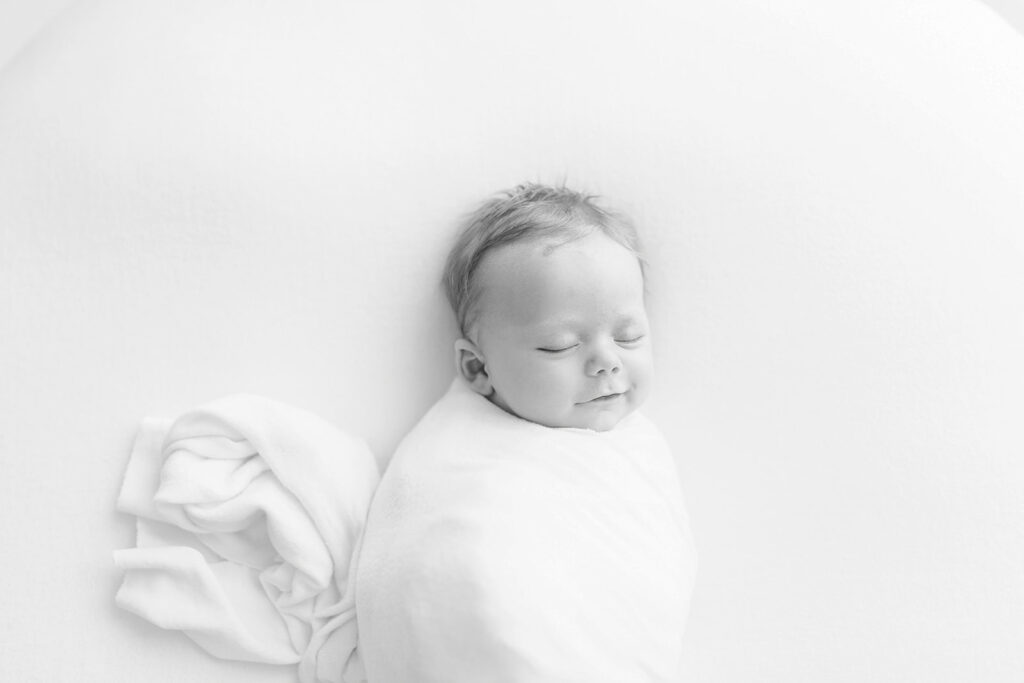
523, 362, 565, 401
630, 352, 655, 403
532, 366, 575, 413
536, 369, 570, 402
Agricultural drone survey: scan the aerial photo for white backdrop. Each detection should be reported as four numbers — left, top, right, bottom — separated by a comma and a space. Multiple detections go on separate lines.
2, 1, 1023, 681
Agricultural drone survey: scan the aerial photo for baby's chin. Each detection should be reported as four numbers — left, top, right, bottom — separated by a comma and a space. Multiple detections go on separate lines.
570, 409, 631, 432
538, 404, 635, 432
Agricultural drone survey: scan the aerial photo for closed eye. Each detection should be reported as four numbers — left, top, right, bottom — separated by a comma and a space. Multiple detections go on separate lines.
537, 344, 579, 353
616, 335, 646, 345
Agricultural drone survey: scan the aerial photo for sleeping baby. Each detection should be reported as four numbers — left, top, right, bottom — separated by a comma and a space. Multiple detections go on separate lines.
354, 184, 697, 682
443, 182, 652, 432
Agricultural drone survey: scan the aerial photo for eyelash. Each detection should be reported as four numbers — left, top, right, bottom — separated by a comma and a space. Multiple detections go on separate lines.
616, 335, 645, 345
538, 344, 579, 353
537, 335, 645, 353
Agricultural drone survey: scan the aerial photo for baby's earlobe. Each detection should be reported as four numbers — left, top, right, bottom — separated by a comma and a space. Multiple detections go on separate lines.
454, 338, 493, 396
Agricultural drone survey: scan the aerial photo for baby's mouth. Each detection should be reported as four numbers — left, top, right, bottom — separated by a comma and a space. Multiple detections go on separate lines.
580, 391, 626, 405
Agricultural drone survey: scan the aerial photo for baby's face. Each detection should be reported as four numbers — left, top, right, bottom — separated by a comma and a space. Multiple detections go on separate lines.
469, 230, 653, 431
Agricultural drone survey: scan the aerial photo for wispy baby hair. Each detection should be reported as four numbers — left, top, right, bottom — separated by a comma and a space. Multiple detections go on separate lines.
443, 182, 644, 336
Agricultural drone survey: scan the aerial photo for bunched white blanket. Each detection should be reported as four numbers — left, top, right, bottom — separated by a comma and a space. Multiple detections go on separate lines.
115, 395, 379, 683
355, 378, 697, 682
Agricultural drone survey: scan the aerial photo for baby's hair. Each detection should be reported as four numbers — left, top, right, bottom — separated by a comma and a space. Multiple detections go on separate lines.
443, 182, 645, 336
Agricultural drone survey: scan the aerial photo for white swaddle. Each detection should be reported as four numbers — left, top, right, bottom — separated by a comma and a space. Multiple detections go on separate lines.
355, 378, 697, 683
114, 394, 379, 683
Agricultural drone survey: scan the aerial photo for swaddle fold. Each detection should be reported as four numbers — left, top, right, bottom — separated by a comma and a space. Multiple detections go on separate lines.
355, 377, 697, 683
115, 394, 379, 683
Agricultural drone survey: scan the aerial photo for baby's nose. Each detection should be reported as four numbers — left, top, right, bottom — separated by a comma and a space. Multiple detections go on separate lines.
585, 346, 622, 376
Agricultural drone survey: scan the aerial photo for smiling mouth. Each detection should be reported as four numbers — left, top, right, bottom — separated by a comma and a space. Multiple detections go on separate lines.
581, 391, 626, 405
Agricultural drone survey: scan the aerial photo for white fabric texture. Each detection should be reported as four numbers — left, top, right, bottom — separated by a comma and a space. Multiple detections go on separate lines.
114, 394, 379, 683
355, 378, 697, 683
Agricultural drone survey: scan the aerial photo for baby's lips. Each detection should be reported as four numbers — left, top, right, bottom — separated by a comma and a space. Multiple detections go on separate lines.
580, 390, 627, 404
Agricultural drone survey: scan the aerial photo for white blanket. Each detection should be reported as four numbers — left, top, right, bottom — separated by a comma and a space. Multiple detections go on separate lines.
114, 394, 379, 683
355, 378, 697, 683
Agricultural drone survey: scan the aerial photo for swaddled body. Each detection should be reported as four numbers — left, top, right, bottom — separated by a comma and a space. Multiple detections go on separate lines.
355, 378, 696, 682
356, 184, 696, 680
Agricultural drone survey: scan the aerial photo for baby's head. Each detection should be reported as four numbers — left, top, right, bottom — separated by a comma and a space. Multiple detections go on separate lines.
443, 183, 652, 431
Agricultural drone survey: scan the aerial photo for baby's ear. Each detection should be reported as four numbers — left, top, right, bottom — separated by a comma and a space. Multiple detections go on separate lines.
454, 338, 492, 396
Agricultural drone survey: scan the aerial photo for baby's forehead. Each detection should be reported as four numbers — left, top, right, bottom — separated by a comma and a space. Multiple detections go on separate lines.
474, 239, 586, 301
478, 232, 639, 283
472, 234, 646, 326
479, 237, 559, 276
